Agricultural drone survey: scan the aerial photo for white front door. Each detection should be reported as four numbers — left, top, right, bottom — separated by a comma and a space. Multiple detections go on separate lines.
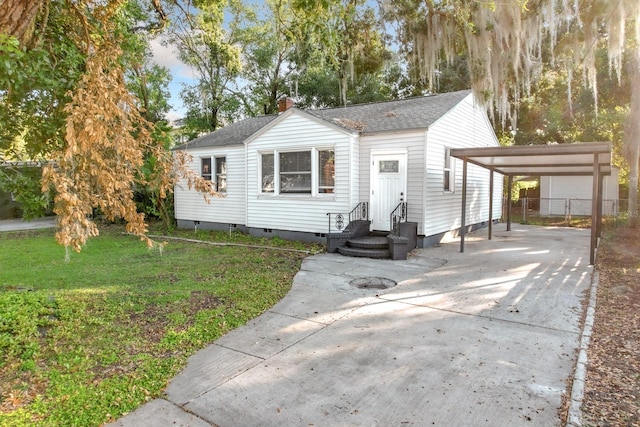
370, 153, 407, 231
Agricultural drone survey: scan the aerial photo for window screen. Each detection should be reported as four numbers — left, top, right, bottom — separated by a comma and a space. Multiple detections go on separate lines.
279, 151, 311, 193
318, 150, 335, 193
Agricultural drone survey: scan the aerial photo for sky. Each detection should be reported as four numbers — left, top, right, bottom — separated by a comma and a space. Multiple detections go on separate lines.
147, 0, 256, 124
149, 0, 386, 124
149, 37, 195, 123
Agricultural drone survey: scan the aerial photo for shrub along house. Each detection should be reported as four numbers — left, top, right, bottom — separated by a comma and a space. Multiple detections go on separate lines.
173, 90, 503, 259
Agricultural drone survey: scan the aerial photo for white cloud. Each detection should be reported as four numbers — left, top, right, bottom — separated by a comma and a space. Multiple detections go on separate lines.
164, 110, 183, 125
148, 37, 199, 120
149, 38, 197, 80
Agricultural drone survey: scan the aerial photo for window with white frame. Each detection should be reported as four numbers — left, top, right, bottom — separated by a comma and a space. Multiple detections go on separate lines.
261, 153, 274, 193
260, 148, 335, 195
443, 147, 454, 192
318, 149, 335, 193
215, 157, 227, 193
201, 158, 212, 181
280, 151, 311, 193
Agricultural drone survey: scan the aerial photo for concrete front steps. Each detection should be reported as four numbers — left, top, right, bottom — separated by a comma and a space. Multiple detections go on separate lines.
337, 234, 391, 259
326, 220, 418, 261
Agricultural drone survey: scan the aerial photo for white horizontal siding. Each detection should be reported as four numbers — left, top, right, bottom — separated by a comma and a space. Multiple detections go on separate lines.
174, 95, 504, 238
349, 135, 360, 209
424, 94, 503, 236
359, 130, 427, 233
541, 174, 618, 201
174, 146, 246, 225
247, 113, 355, 233
539, 170, 619, 215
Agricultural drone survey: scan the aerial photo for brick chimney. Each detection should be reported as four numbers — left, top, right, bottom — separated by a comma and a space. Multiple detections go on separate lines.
277, 97, 294, 113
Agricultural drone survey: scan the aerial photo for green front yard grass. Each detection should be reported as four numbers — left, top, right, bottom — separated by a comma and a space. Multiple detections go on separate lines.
0, 225, 322, 426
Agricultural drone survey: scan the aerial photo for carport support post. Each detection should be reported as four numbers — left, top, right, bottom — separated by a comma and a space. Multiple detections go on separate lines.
460, 158, 468, 253
590, 155, 600, 265
597, 170, 604, 238
488, 170, 494, 240
507, 175, 513, 232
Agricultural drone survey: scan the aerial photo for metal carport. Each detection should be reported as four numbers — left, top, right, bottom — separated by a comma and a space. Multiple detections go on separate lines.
451, 141, 613, 265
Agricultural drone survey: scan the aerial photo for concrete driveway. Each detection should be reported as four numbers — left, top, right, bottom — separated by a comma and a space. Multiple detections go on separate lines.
108, 224, 593, 426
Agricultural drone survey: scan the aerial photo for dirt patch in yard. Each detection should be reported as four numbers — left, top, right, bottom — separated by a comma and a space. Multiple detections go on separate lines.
95, 290, 224, 371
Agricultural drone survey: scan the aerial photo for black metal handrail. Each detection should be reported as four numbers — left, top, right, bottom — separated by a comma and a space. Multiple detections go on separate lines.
349, 202, 369, 224
327, 202, 369, 232
390, 202, 407, 235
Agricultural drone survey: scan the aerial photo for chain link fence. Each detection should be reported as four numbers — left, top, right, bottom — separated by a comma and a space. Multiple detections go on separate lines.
505, 197, 629, 225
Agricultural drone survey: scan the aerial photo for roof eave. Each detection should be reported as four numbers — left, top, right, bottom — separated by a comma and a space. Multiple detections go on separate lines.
360, 126, 428, 137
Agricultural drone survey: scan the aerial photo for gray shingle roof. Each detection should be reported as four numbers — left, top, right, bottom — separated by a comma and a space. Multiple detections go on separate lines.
173, 114, 278, 150
306, 90, 471, 133
175, 90, 471, 150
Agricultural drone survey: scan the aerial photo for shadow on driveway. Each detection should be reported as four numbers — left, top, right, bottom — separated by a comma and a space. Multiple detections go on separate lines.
109, 224, 593, 426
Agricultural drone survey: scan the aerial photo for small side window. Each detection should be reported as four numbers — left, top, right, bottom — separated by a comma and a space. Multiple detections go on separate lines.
443, 148, 453, 192
215, 157, 227, 193
201, 158, 212, 181
261, 153, 274, 193
318, 149, 335, 194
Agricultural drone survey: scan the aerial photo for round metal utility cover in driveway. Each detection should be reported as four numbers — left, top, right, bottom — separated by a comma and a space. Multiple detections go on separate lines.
349, 277, 397, 290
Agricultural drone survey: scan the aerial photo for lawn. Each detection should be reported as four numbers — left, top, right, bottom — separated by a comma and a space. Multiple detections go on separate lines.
0, 225, 322, 426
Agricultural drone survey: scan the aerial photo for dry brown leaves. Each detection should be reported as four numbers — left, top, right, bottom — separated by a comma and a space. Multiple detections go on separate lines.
0, 362, 48, 414
582, 225, 640, 426
39, 3, 218, 254
173, 151, 222, 204
42, 44, 153, 253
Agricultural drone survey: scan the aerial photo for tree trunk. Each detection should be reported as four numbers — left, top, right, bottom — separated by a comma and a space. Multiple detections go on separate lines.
0, 0, 45, 45
625, 55, 640, 226
629, 143, 639, 227
339, 67, 348, 107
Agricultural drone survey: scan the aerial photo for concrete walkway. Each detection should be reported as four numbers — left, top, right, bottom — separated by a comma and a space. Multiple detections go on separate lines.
0, 216, 56, 232
108, 224, 594, 427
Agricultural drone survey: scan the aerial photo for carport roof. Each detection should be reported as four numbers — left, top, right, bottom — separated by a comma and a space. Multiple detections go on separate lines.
450, 141, 612, 266
450, 141, 612, 177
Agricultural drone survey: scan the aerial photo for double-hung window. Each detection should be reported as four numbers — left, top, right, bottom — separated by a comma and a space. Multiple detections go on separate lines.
261, 153, 275, 193
201, 156, 227, 193
201, 158, 212, 181
318, 149, 335, 193
215, 157, 227, 193
280, 151, 311, 193
260, 148, 334, 195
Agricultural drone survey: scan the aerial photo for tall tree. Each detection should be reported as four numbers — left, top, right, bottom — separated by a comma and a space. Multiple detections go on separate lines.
166, 0, 246, 136
0, 0, 85, 217
291, 0, 390, 106
1, 0, 216, 253
122, 2, 176, 228
240, 0, 298, 115
384, 0, 640, 220
512, 48, 630, 173
626, 54, 640, 223
122, 1, 173, 124
0, 0, 46, 46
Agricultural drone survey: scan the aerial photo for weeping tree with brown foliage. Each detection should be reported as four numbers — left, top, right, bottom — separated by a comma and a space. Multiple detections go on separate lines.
42, 38, 166, 254
0, 0, 217, 255
384, 0, 640, 220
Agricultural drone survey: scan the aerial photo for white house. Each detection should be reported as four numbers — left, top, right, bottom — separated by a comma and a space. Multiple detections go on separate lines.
173, 90, 503, 249
539, 167, 619, 216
